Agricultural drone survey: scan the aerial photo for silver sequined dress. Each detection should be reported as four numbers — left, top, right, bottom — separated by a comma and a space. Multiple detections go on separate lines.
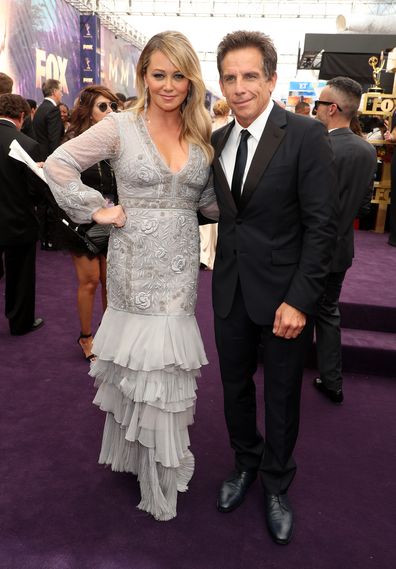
44, 112, 217, 520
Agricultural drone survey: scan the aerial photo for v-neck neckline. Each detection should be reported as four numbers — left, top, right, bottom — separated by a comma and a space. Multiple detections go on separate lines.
139, 114, 191, 175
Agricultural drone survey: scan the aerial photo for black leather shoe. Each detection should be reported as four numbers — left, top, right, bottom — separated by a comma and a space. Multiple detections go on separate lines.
11, 318, 45, 336
217, 470, 257, 513
313, 377, 343, 404
264, 493, 294, 545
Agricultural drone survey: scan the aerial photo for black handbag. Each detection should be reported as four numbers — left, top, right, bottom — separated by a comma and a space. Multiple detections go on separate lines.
61, 218, 111, 255
82, 223, 111, 254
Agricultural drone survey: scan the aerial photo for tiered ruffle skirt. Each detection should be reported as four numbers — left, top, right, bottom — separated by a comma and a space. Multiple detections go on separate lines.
89, 307, 208, 521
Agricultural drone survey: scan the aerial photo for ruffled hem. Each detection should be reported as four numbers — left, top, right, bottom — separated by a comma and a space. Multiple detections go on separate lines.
90, 307, 207, 520
91, 360, 196, 467
99, 414, 194, 521
92, 307, 208, 371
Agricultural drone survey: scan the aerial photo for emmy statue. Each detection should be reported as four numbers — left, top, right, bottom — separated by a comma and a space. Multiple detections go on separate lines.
368, 53, 385, 93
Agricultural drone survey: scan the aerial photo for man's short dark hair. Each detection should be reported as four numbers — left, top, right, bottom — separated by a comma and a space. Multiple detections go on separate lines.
327, 76, 362, 120
115, 92, 127, 102
295, 101, 310, 114
217, 30, 277, 80
42, 79, 61, 97
0, 94, 31, 118
0, 72, 13, 94
26, 99, 37, 110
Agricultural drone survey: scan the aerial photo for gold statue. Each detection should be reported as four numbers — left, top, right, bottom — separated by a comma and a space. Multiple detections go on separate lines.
368, 53, 385, 92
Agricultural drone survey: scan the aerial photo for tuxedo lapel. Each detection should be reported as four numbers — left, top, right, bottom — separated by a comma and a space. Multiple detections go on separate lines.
212, 120, 237, 212
239, 104, 286, 211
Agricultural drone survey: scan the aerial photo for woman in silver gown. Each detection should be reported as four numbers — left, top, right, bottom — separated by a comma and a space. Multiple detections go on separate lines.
44, 31, 218, 521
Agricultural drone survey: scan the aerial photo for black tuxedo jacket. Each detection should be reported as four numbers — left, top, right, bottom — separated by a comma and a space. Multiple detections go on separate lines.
0, 120, 46, 245
212, 104, 339, 325
328, 128, 377, 272
32, 99, 63, 159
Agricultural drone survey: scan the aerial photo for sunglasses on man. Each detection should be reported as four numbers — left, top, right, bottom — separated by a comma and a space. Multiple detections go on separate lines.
313, 100, 343, 112
96, 101, 118, 113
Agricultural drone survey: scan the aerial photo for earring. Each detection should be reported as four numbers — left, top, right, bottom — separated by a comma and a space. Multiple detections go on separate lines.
144, 86, 149, 121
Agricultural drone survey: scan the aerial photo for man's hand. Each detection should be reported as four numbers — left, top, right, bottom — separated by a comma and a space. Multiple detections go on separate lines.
273, 302, 306, 339
92, 204, 126, 227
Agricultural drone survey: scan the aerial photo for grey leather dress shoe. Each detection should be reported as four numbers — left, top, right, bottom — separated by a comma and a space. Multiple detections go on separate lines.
264, 493, 294, 545
217, 470, 257, 513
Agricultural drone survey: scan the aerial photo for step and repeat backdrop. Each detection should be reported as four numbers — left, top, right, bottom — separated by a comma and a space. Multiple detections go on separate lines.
0, 0, 140, 107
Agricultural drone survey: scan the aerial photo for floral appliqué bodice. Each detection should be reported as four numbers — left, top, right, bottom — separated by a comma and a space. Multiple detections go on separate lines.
44, 112, 217, 316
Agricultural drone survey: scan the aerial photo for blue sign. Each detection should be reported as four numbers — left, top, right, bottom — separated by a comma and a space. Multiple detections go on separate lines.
289, 81, 315, 91
80, 15, 101, 87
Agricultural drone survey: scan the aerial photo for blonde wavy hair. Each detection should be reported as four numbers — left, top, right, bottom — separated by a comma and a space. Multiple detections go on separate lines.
133, 31, 213, 163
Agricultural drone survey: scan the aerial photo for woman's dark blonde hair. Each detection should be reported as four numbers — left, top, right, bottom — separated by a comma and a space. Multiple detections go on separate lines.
213, 99, 230, 117
133, 31, 213, 163
65, 85, 119, 140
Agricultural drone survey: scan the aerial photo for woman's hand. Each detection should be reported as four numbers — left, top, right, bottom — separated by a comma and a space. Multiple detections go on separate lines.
92, 204, 126, 227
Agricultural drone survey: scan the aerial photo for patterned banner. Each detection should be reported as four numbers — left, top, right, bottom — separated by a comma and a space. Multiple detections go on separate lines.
1, 0, 80, 107
0, 0, 141, 105
80, 15, 101, 88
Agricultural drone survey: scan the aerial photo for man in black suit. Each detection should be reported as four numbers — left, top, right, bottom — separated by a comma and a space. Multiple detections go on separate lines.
32, 79, 63, 159
32, 78, 64, 250
0, 94, 45, 335
211, 31, 338, 544
313, 77, 377, 403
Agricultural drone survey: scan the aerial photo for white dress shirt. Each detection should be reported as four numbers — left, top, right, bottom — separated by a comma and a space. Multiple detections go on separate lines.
44, 97, 57, 106
0, 118, 18, 127
220, 100, 274, 193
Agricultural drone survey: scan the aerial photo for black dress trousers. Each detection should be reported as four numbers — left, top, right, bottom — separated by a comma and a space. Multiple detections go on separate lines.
1, 241, 37, 334
214, 282, 314, 495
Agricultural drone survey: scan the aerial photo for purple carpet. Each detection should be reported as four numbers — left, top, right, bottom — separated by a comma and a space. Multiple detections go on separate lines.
0, 237, 395, 569
307, 230, 396, 377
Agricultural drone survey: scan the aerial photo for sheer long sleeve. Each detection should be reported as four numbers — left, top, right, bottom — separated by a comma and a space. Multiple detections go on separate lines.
43, 113, 120, 224
198, 169, 219, 220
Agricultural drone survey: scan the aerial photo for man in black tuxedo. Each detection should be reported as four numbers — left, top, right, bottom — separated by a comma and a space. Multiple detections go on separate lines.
0, 94, 46, 335
313, 77, 377, 404
32, 78, 64, 250
211, 31, 338, 544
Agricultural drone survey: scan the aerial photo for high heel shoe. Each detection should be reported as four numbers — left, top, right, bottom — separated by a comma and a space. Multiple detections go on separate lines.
77, 333, 95, 362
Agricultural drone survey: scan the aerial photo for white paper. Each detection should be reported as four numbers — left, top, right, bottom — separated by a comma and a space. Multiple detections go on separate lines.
8, 139, 47, 182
